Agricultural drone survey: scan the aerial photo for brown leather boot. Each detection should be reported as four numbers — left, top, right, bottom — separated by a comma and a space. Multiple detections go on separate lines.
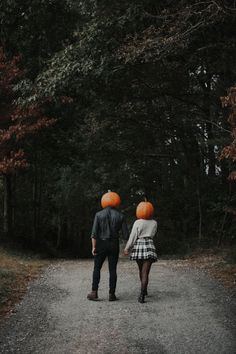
87, 290, 98, 301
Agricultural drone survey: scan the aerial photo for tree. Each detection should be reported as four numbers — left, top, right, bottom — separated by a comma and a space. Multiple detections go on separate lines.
1, 0, 236, 254
220, 87, 236, 223
0, 47, 56, 237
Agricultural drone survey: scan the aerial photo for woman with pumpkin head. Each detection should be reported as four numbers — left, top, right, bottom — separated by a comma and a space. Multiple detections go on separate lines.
124, 199, 157, 303
87, 191, 129, 301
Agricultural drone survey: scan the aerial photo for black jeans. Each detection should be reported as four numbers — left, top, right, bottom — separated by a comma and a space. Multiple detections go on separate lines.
92, 239, 119, 293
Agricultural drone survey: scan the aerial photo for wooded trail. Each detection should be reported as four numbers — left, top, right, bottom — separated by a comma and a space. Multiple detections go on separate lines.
0, 259, 235, 354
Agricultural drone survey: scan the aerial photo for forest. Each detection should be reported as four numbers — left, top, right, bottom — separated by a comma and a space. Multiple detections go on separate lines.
1, 0, 236, 257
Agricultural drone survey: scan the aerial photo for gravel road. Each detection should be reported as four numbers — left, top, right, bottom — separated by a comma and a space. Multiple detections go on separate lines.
0, 258, 235, 354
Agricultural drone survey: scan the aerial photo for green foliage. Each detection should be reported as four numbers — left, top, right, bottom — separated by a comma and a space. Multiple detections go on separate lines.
0, 0, 236, 255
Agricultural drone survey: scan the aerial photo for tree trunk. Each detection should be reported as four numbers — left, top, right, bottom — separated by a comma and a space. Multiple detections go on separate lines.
203, 68, 216, 178
197, 187, 202, 244
3, 174, 13, 238
206, 121, 216, 178
12, 174, 16, 232
56, 214, 62, 249
33, 150, 40, 241
37, 165, 43, 232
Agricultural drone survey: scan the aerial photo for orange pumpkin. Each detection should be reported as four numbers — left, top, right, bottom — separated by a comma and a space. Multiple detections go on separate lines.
101, 190, 121, 209
136, 199, 154, 219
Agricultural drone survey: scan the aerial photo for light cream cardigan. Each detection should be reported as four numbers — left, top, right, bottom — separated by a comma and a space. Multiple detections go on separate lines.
125, 219, 157, 251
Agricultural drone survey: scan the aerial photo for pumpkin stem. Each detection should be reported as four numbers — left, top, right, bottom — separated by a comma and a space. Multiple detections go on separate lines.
144, 197, 147, 202
108, 189, 111, 193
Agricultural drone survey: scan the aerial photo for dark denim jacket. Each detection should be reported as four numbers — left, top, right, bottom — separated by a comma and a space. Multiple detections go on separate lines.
91, 207, 129, 241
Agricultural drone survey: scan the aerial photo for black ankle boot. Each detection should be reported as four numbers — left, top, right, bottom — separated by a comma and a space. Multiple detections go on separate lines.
138, 290, 145, 303
109, 289, 117, 301
109, 293, 117, 301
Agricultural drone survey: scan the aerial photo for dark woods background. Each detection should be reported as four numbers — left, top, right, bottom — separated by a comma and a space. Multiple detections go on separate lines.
0, 0, 236, 257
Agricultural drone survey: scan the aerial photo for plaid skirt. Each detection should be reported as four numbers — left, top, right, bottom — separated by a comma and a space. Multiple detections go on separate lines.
130, 237, 157, 262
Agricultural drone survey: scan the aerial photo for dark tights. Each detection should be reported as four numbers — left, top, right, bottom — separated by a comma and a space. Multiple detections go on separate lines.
136, 260, 153, 291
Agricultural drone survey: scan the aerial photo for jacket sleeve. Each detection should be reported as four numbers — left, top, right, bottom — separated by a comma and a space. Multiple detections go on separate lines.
91, 214, 99, 239
121, 217, 129, 240
125, 221, 138, 250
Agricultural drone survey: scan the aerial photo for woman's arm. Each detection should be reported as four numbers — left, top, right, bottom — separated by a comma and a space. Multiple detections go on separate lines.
124, 221, 138, 253
153, 221, 157, 237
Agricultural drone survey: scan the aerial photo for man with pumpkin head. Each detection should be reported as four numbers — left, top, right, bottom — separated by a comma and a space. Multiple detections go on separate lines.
87, 190, 129, 301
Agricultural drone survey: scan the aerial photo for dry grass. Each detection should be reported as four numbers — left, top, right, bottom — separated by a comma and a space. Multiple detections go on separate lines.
171, 250, 236, 289
0, 247, 49, 318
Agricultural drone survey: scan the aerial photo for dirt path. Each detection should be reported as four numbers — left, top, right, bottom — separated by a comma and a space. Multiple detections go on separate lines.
0, 259, 235, 354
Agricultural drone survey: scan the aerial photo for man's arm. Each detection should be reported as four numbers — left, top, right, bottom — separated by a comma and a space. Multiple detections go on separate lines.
121, 216, 129, 241
91, 238, 97, 256
91, 214, 99, 256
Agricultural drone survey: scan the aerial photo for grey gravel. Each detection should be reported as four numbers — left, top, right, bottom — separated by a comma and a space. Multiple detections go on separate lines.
0, 259, 235, 354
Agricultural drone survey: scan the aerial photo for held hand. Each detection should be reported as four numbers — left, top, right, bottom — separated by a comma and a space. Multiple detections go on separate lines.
92, 248, 97, 256
124, 249, 129, 256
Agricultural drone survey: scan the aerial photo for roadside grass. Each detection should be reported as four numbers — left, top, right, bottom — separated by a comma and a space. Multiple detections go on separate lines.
0, 246, 49, 318
171, 248, 236, 289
